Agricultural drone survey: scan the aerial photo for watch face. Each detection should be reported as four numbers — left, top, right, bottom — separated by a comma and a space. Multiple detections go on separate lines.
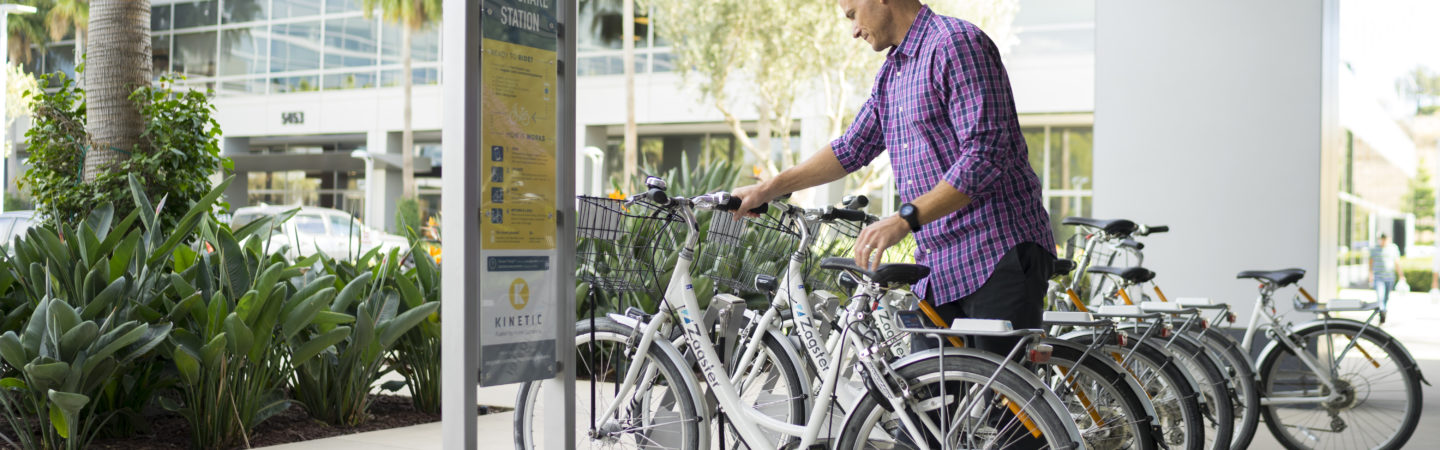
901, 204, 917, 216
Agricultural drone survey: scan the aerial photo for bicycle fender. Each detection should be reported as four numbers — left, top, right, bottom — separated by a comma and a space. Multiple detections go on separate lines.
886, 347, 1086, 448
1258, 318, 1429, 386
1041, 337, 1162, 427
597, 313, 715, 444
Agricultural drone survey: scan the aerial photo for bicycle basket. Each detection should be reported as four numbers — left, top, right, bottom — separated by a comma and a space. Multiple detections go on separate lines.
805, 216, 866, 295
698, 208, 801, 295
576, 196, 684, 295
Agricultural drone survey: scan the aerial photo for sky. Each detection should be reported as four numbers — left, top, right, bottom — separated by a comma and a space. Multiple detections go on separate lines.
1340, 0, 1440, 116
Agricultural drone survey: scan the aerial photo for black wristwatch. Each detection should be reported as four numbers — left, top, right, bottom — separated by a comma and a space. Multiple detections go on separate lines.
898, 202, 922, 233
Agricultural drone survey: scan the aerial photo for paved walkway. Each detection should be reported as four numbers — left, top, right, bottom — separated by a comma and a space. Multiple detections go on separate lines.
262, 289, 1440, 449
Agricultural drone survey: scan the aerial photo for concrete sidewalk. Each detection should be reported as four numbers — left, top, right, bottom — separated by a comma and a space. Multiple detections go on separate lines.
264, 290, 1440, 449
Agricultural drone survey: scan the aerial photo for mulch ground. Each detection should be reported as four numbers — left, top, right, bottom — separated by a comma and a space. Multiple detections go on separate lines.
4, 395, 506, 450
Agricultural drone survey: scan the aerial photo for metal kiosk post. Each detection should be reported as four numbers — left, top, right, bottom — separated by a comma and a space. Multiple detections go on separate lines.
443, 0, 576, 448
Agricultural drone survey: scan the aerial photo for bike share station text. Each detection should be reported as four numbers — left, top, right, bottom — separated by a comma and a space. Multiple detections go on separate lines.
442, 0, 577, 448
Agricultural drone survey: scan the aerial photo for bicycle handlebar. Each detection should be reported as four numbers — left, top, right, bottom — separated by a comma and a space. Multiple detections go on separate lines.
1137, 224, 1168, 236
824, 208, 871, 223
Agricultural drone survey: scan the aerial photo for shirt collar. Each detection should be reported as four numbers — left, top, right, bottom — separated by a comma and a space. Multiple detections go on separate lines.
890, 5, 932, 59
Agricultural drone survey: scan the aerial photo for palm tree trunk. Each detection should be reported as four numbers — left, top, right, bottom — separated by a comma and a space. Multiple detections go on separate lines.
84, 0, 151, 181
401, 25, 415, 199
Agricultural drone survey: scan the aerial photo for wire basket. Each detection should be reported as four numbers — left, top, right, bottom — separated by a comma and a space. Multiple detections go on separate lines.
698, 209, 801, 295
805, 217, 866, 295
576, 196, 684, 295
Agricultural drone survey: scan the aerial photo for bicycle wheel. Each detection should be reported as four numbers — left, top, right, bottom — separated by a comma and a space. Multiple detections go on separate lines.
514, 317, 703, 450
1193, 328, 1261, 450
1161, 331, 1236, 450
701, 326, 809, 449
1072, 333, 1206, 450
1257, 321, 1423, 450
1037, 339, 1160, 450
835, 351, 1081, 450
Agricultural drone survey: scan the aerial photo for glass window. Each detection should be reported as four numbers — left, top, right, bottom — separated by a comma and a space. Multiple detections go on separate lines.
220, 27, 267, 76
578, 0, 649, 51
174, 0, 219, 29
1048, 127, 1093, 190
294, 215, 327, 235
329, 215, 356, 236
652, 52, 674, 73
218, 78, 267, 95
152, 4, 172, 31
273, 0, 322, 19
381, 23, 440, 65
578, 55, 621, 76
272, 75, 320, 93
173, 31, 218, 77
44, 45, 76, 78
381, 68, 439, 87
324, 71, 376, 90
223, 0, 269, 24
325, 16, 379, 69
271, 21, 322, 73
1048, 196, 1092, 249
153, 35, 173, 77
1021, 127, 1045, 176
328, 0, 362, 13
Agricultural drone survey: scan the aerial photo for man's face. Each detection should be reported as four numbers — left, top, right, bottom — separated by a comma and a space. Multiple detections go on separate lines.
1381, 236, 1390, 246
840, 0, 893, 52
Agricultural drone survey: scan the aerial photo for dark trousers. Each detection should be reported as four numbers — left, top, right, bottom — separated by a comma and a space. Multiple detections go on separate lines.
909, 242, 1051, 448
917, 241, 1051, 356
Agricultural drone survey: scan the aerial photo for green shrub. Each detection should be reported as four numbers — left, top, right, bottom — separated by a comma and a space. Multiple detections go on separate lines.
1402, 269, 1434, 292
291, 248, 439, 426
386, 244, 442, 414
20, 73, 230, 231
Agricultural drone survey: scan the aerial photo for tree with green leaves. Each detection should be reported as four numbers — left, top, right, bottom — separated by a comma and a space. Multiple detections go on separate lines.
4, 1, 51, 64
1404, 163, 1436, 239
362, 0, 441, 200
645, 0, 1018, 196
47, 0, 88, 77
1397, 66, 1440, 115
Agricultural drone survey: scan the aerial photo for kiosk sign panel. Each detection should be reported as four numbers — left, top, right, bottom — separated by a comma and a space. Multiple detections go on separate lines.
479, 0, 559, 386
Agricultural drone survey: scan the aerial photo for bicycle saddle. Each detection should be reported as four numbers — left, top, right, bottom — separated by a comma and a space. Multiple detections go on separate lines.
1235, 268, 1305, 287
1086, 265, 1156, 284
1052, 259, 1077, 277
818, 257, 930, 286
1060, 217, 1138, 235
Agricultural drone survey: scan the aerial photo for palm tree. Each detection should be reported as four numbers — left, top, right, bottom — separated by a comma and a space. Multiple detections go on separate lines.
5, 1, 50, 65
363, 0, 441, 200
47, 0, 87, 79
82, 0, 150, 181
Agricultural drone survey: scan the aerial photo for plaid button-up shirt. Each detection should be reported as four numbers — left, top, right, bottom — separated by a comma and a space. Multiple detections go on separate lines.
832, 6, 1054, 304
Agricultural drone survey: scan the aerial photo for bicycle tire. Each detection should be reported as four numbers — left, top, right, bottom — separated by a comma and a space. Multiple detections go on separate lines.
1071, 333, 1206, 450
835, 350, 1081, 450
1039, 338, 1160, 450
1192, 328, 1261, 450
514, 317, 703, 450
1257, 321, 1423, 450
1158, 330, 1237, 450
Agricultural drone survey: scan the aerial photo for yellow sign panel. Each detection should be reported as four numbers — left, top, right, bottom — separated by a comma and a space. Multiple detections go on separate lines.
480, 37, 557, 250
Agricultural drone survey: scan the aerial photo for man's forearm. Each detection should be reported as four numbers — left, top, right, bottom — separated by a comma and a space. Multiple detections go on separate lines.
761, 144, 849, 197
907, 181, 973, 226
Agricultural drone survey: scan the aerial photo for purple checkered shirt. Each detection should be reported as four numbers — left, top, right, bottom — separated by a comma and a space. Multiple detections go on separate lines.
831, 6, 1054, 304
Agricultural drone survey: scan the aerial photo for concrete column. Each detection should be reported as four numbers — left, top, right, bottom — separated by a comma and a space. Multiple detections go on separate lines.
364, 129, 404, 232
1093, 0, 1339, 325
221, 137, 250, 211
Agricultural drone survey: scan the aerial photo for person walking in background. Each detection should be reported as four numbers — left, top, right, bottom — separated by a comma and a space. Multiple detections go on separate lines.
1369, 233, 1402, 313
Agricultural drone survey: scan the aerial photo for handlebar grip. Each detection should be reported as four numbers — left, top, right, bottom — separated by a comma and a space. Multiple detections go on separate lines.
646, 188, 670, 206
842, 195, 869, 209
825, 208, 870, 223
1147, 225, 1169, 234
715, 195, 769, 214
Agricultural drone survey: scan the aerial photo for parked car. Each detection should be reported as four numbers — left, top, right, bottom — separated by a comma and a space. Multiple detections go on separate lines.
0, 210, 36, 249
230, 205, 409, 260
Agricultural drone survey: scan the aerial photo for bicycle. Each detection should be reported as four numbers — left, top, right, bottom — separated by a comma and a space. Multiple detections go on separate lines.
517, 177, 1082, 449
1235, 268, 1427, 449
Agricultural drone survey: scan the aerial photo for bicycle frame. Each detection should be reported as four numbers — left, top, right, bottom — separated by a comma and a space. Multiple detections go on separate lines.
1238, 285, 1351, 404
592, 198, 939, 449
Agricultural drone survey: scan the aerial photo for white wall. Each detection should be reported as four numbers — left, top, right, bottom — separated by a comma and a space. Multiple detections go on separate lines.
1093, 0, 1338, 326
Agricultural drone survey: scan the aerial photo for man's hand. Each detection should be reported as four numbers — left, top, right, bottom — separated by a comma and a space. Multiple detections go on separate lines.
855, 216, 911, 271
731, 183, 773, 218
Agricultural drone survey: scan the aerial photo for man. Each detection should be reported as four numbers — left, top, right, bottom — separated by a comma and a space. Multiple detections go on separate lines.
1369, 233, 1402, 313
733, 0, 1054, 358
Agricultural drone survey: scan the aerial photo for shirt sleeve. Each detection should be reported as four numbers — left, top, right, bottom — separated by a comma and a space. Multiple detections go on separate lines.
830, 95, 886, 173
937, 24, 1018, 199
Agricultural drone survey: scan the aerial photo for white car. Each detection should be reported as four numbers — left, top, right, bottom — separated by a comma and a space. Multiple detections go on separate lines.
230, 205, 409, 260
0, 210, 36, 249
